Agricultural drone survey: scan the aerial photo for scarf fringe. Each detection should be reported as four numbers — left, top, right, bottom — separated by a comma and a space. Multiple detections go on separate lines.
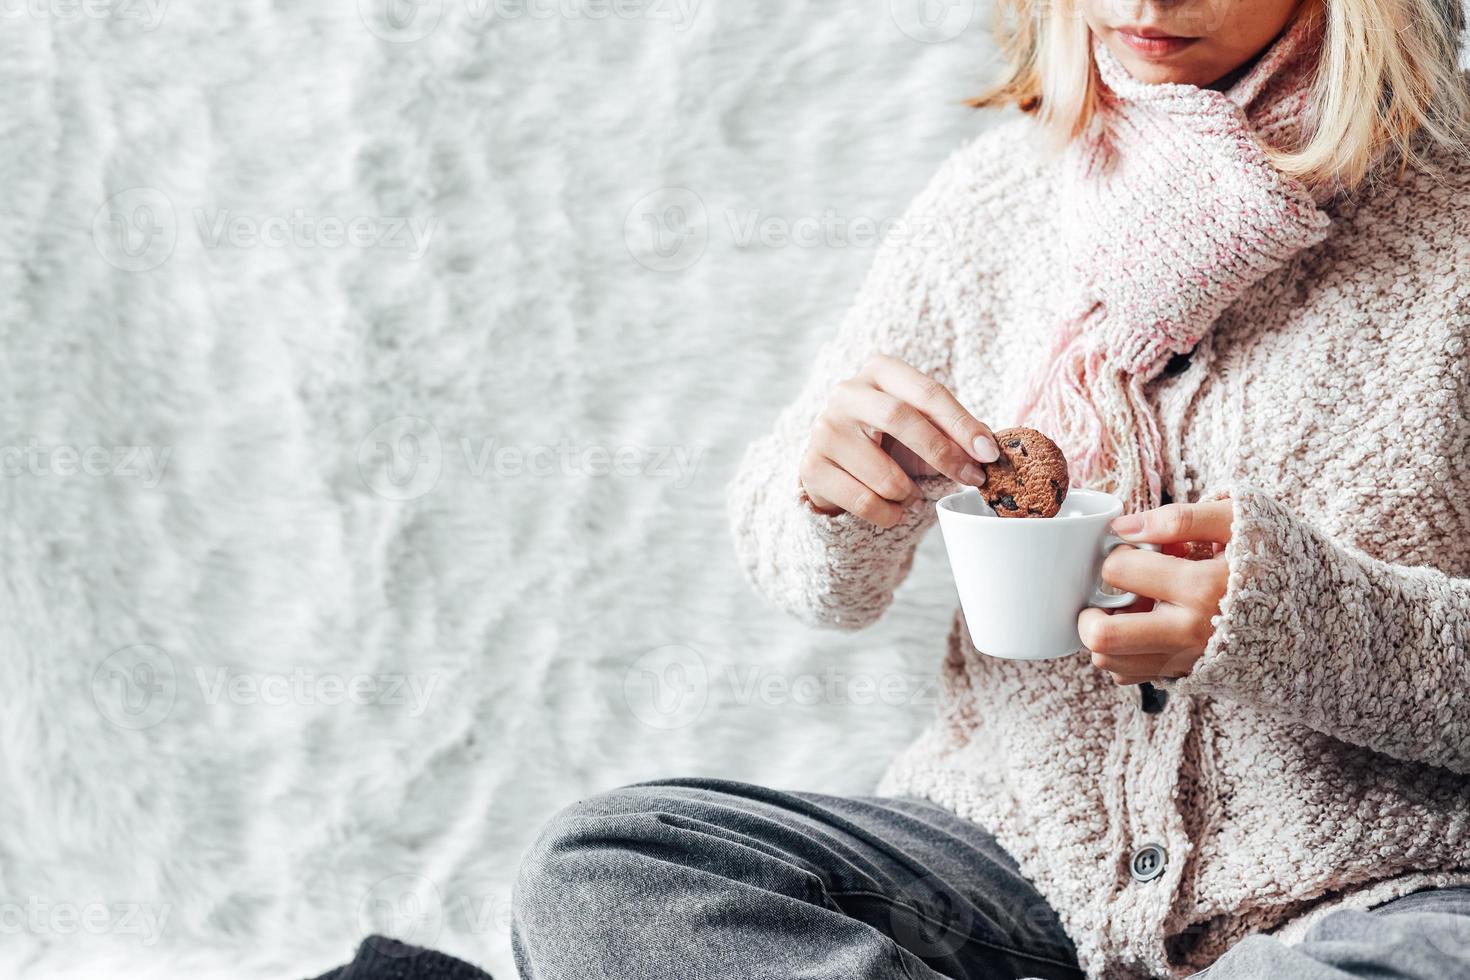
1016, 313, 1164, 515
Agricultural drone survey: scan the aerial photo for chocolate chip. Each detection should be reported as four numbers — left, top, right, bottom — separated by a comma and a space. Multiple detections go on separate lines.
1051, 479, 1065, 507
998, 494, 1018, 512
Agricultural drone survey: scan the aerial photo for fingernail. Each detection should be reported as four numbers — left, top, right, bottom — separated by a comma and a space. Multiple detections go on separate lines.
972, 436, 1000, 463
906, 496, 926, 512
960, 463, 987, 487
1112, 514, 1144, 537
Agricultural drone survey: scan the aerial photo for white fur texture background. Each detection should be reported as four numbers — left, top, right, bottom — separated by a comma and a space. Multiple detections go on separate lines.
0, 2, 1004, 977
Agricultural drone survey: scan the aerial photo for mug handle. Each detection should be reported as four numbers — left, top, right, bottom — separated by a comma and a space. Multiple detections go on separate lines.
1088, 536, 1160, 609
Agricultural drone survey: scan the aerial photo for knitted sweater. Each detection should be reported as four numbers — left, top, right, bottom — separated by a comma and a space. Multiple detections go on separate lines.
725, 44, 1470, 980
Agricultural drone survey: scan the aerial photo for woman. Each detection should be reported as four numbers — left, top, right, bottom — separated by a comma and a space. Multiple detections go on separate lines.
513, 1, 1470, 977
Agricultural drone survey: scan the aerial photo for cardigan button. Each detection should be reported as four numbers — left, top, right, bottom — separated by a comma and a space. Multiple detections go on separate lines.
1138, 682, 1168, 714
1130, 843, 1168, 883
1161, 348, 1195, 377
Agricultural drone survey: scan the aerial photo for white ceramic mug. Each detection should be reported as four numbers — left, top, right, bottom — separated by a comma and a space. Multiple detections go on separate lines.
935, 487, 1150, 661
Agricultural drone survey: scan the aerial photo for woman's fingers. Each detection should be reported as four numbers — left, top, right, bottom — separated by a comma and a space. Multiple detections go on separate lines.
863, 354, 1001, 463
1081, 511, 1230, 684
881, 435, 942, 479
1111, 499, 1234, 544
798, 457, 910, 528
1090, 649, 1196, 683
1098, 672, 1158, 687
1078, 604, 1206, 658
1091, 653, 1195, 682
818, 421, 921, 505
802, 354, 1000, 527
1078, 605, 1208, 681
828, 380, 987, 487
1100, 547, 1228, 612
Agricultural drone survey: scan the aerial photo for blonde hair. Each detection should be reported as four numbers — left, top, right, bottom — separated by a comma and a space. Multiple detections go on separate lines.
970, 0, 1470, 189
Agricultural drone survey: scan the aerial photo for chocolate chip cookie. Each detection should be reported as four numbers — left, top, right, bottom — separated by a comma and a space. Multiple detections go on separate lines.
984, 427, 1070, 518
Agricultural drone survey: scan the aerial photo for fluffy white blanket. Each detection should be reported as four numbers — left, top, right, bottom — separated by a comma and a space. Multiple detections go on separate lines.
0, 2, 1001, 976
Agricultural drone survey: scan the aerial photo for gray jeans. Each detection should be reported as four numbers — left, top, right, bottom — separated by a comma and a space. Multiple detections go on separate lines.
511, 778, 1470, 980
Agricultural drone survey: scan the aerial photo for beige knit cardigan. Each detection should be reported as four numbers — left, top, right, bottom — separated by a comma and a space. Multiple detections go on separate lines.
725, 82, 1470, 980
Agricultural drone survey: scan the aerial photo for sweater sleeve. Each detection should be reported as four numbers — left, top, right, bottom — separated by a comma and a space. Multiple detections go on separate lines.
1174, 486, 1470, 774
723, 156, 975, 631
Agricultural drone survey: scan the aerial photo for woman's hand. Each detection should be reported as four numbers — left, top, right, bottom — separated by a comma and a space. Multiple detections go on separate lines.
799, 354, 1000, 528
1078, 499, 1233, 685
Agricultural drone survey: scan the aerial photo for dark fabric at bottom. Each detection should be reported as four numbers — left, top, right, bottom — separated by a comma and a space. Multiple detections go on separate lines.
307, 935, 495, 980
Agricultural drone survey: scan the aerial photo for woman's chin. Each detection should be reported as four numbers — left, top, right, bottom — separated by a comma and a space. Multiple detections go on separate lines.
1107, 45, 1232, 88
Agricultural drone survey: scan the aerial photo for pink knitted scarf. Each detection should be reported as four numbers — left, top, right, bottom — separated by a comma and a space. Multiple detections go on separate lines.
1015, 15, 1336, 514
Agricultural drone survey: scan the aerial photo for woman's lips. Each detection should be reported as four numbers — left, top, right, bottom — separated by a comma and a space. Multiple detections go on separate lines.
1116, 29, 1200, 58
